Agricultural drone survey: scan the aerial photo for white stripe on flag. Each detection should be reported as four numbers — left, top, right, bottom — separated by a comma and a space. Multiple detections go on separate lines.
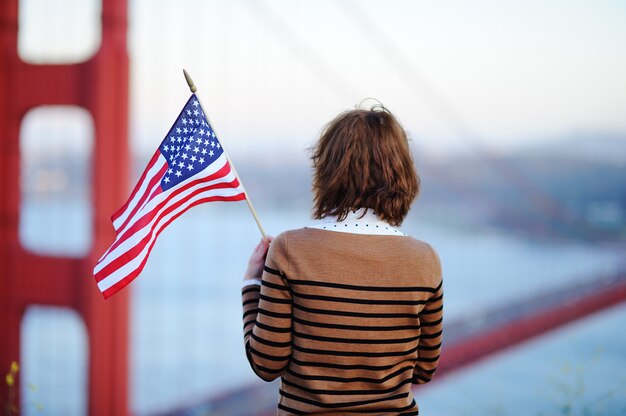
116, 153, 229, 238
94, 156, 235, 275
112, 154, 168, 231
98, 154, 231, 263
96, 185, 244, 292
95, 171, 239, 278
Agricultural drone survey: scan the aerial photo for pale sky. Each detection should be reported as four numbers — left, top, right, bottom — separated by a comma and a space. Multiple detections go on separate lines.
18, 0, 626, 159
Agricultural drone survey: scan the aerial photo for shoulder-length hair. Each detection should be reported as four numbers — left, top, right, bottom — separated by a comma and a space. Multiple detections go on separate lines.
311, 106, 419, 226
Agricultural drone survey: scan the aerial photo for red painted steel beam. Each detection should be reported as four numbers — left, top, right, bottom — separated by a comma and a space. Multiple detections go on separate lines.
0, 1, 130, 414
436, 275, 626, 375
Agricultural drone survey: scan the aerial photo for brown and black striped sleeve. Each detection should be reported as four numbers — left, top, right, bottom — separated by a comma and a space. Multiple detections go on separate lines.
413, 279, 443, 384
242, 234, 293, 381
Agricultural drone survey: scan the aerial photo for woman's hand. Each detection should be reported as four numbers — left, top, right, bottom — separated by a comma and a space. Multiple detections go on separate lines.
244, 236, 274, 280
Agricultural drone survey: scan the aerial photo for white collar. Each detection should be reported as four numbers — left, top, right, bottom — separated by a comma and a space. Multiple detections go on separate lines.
307, 209, 406, 236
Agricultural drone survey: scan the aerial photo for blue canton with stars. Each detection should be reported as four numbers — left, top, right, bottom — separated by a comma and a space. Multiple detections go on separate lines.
158, 94, 224, 191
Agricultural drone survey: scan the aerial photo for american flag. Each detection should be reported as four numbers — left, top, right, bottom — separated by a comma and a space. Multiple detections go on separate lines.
94, 94, 246, 298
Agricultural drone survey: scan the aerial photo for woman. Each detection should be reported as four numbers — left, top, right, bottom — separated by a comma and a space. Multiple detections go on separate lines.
241, 105, 443, 415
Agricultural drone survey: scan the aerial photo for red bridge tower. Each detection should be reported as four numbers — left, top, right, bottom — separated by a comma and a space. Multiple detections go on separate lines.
0, 0, 130, 414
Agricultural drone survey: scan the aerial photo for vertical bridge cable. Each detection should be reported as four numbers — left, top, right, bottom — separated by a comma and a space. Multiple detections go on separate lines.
338, 0, 606, 240
244, 0, 362, 101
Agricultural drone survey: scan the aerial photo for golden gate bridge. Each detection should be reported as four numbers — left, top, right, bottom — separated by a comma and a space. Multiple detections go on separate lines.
1, 1, 624, 414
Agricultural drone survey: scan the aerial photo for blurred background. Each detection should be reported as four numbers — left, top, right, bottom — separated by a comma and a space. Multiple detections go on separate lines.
2, 0, 626, 415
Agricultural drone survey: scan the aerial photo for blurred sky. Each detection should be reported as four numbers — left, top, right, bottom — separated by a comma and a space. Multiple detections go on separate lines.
18, 0, 626, 158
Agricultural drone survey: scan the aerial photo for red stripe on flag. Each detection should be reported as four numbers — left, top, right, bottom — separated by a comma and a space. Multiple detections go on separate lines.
95, 178, 242, 282
111, 150, 161, 223
114, 161, 169, 234
101, 193, 246, 299
99, 162, 234, 264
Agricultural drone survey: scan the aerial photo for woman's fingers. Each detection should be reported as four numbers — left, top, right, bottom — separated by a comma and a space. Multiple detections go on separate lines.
244, 236, 274, 280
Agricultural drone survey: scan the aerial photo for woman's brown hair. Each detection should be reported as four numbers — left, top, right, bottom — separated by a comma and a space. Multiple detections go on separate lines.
311, 106, 419, 226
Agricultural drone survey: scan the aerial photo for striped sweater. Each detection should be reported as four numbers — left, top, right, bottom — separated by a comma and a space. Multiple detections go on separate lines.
242, 227, 443, 415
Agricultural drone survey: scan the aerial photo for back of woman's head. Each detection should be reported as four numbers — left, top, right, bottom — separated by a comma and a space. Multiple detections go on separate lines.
311, 106, 419, 226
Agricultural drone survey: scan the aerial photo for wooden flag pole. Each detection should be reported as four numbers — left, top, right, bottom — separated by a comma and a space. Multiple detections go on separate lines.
182, 69, 267, 239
